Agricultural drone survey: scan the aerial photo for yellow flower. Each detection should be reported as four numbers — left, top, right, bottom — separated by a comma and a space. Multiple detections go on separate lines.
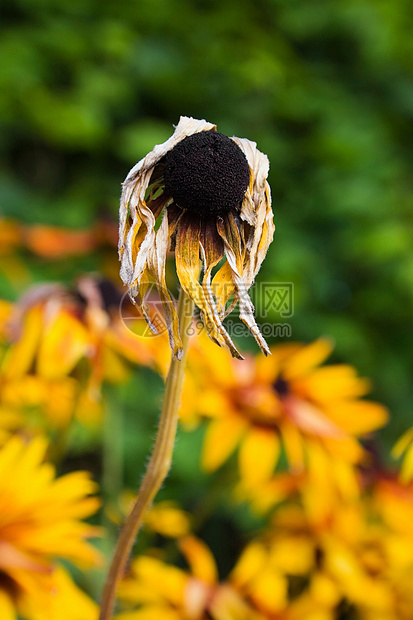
256, 472, 413, 620
117, 536, 275, 620
0, 435, 101, 619
0, 278, 156, 429
181, 337, 388, 488
119, 116, 274, 360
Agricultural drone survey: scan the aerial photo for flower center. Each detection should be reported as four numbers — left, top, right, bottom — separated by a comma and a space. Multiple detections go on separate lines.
163, 131, 250, 216
273, 376, 290, 397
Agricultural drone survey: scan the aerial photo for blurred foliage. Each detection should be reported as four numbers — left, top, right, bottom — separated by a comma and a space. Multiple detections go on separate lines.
1, 0, 413, 573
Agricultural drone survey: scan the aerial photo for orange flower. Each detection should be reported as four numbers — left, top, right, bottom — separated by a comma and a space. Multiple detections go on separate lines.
0, 435, 101, 619
181, 336, 388, 489
119, 116, 274, 360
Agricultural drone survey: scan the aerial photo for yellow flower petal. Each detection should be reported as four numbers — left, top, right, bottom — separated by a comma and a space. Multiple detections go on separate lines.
324, 400, 388, 436
130, 556, 187, 607
295, 365, 371, 402
0, 590, 16, 620
201, 415, 247, 472
392, 426, 413, 459
230, 541, 267, 588
2, 305, 43, 378
282, 338, 333, 381
249, 569, 287, 613
36, 311, 90, 379
179, 536, 218, 585
238, 428, 280, 487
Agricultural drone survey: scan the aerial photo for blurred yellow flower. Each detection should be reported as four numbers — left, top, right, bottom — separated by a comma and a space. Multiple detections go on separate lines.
0, 435, 101, 619
252, 471, 413, 620
117, 535, 272, 620
181, 336, 388, 491
0, 278, 157, 430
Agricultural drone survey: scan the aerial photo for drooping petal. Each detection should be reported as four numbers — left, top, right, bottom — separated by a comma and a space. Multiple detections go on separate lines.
232, 137, 275, 286
147, 207, 183, 359
217, 212, 270, 356
175, 214, 242, 359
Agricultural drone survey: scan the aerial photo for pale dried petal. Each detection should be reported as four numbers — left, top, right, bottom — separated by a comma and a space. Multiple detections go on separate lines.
124, 117, 217, 185
147, 209, 184, 359
217, 213, 271, 356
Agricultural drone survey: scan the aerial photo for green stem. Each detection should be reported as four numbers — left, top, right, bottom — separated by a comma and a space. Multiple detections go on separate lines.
99, 288, 194, 620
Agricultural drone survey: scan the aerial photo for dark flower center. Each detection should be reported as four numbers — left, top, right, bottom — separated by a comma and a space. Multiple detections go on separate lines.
163, 130, 250, 217
273, 376, 290, 397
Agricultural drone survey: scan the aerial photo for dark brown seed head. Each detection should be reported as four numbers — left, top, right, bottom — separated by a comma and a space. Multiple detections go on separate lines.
163, 130, 250, 217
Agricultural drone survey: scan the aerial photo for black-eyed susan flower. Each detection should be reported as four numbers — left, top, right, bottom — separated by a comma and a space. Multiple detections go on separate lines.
0, 435, 101, 620
259, 472, 413, 620
0, 278, 156, 431
179, 336, 388, 490
116, 535, 278, 620
119, 116, 274, 360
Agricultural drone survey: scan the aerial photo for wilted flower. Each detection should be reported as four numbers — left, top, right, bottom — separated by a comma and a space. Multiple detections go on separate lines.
0, 435, 100, 619
119, 116, 274, 360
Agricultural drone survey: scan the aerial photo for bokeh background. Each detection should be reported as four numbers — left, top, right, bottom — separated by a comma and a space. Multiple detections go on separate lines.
2, 0, 412, 444
1, 1, 413, 617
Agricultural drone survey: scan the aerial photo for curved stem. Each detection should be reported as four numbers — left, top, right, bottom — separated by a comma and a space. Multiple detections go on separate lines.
99, 288, 194, 620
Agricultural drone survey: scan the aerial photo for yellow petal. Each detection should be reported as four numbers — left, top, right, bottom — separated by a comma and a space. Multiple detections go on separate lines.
392, 426, 413, 459
249, 570, 287, 613
400, 443, 413, 484
295, 365, 371, 402
282, 339, 333, 381
280, 420, 305, 471
2, 305, 43, 378
130, 556, 187, 607
324, 400, 388, 436
116, 608, 183, 620
238, 428, 280, 487
36, 311, 90, 379
145, 502, 191, 538
284, 396, 346, 438
0, 591, 16, 620
48, 566, 98, 620
179, 536, 218, 584
230, 541, 267, 588
202, 415, 247, 472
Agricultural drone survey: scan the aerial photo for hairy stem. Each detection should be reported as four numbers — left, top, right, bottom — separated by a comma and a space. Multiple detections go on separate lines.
99, 288, 194, 620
